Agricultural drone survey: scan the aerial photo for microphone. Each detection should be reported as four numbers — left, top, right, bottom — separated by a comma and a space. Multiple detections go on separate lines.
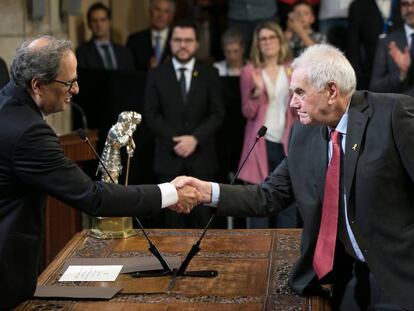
75, 128, 173, 276
71, 101, 88, 130
170, 125, 268, 285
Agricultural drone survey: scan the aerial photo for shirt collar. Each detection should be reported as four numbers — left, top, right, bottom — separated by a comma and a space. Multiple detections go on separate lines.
172, 57, 195, 72
152, 28, 169, 40
328, 101, 350, 136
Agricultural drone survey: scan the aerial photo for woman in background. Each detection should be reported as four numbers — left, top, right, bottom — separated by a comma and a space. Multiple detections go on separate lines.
238, 21, 297, 228
214, 27, 245, 76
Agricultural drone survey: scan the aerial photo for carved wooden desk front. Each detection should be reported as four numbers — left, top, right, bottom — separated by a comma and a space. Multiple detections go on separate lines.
17, 229, 331, 311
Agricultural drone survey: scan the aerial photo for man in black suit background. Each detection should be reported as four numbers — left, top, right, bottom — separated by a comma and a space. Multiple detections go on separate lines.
370, 0, 414, 93
174, 44, 414, 309
145, 19, 225, 228
127, 0, 175, 71
347, 0, 402, 89
0, 36, 199, 309
76, 2, 134, 70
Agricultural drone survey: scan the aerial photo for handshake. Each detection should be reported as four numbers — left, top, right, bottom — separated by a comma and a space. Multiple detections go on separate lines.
166, 176, 212, 214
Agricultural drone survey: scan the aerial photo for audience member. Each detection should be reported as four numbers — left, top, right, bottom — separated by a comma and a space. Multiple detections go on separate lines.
348, 0, 402, 89
318, 0, 352, 51
370, 0, 414, 93
76, 2, 134, 70
228, 0, 279, 58
144, 20, 225, 228
214, 28, 245, 76
0, 35, 198, 309
285, 1, 325, 58
127, 0, 175, 71
174, 44, 414, 310
0, 57, 9, 89
278, 0, 320, 30
239, 21, 297, 228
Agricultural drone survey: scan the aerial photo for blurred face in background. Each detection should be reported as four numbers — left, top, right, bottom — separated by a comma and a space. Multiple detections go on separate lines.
170, 27, 199, 63
292, 3, 315, 29
150, 0, 175, 31
88, 8, 111, 40
258, 28, 280, 60
401, 0, 414, 28
224, 42, 244, 67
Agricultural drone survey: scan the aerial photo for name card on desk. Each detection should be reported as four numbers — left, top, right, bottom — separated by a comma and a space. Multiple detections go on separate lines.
59, 265, 123, 282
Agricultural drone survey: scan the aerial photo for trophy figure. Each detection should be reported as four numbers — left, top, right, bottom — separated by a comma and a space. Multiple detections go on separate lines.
90, 111, 142, 239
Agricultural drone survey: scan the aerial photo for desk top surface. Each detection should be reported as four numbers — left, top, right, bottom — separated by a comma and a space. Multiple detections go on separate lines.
17, 229, 329, 311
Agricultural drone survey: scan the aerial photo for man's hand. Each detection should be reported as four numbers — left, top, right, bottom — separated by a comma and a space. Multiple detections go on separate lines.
172, 176, 212, 204
167, 185, 200, 214
173, 135, 198, 158
388, 41, 411, 78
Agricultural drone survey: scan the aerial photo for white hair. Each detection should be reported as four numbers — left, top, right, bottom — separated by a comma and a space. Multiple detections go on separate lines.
291, 44, 356, 95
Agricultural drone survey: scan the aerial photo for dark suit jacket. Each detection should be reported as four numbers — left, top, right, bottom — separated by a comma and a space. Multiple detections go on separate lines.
76, 39, 134, 70
144, 59, 225, 176
370, 28, 409, 92
126, 28, 172, 71
216, 91, 414, 308
0, 57, 9, 89
0, 81, 161, 308
347, 0, 402, 89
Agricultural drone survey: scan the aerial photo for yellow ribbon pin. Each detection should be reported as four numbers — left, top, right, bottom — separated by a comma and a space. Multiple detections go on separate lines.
352, 144, 358, 150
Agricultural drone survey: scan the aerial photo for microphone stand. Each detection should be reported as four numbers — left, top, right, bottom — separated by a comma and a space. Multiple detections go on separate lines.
76, 129, 174, 277
164, 126, 268, 290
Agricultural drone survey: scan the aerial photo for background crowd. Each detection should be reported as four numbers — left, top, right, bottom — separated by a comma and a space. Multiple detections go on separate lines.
1, 0, 413, 230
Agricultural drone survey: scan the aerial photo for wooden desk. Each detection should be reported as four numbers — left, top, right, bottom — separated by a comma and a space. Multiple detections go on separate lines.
19, 229, 331, 310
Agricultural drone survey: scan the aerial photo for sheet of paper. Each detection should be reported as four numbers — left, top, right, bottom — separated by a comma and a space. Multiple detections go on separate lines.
59, 265, 123, 282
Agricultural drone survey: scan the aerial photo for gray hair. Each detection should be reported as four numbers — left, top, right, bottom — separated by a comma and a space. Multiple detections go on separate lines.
291, 44, 356, 95
10, 35, 73, 90
221, 27, 245, 49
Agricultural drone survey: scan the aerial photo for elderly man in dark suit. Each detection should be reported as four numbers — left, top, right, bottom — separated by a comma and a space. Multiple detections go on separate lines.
174, 44, 414, 310
127, 0, 175, 71
370, 0, 414, 93
76, 2, 134, 70
0, 36, 199, 310
145, 19, 224, 228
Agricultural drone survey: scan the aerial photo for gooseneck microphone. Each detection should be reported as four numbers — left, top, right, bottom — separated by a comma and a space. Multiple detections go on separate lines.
171, 125, 268, 283
75, 128, 173, 276
71, 102, 88, 130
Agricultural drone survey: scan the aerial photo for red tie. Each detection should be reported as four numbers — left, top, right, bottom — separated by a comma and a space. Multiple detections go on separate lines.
313, 130, 341, 279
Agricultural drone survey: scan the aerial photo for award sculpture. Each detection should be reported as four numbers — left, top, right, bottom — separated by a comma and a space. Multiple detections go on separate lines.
91, 111, 141, 239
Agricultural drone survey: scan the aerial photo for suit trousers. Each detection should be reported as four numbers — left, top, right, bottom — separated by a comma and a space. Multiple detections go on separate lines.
332, 243, 408, 310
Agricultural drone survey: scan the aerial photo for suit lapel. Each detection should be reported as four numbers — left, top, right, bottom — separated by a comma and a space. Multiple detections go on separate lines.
186, 61, 199, 105
344, 92, 369, 216
166, 61, 185, 105
314, 126, 329, 202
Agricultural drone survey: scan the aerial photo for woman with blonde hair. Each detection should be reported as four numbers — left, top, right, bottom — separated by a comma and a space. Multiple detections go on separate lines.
238, 21, 297, 228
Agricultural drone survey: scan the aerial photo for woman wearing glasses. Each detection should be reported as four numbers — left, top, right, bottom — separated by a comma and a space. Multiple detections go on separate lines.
238, 21, 297, 229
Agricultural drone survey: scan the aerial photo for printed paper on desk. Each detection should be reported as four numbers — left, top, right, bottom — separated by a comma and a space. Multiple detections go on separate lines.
59, 265, 123, 282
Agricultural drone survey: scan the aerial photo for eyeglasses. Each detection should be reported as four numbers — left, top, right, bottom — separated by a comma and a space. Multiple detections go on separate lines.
171, 38, 196, 45
258, 35, 278, 44
401, 1, 414, 8
53, 77, 78, 92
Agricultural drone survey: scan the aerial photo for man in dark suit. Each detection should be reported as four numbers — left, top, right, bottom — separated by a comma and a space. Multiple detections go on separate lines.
145, 19, 225, 228
76, 2, 134, 70
0, 36, 198, 309
347, 0, 402, 89
174, 44, 414, 309
126, 0, 175, 71
370, 0, 414, 93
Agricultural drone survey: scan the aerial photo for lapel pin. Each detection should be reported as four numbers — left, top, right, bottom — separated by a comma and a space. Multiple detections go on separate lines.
352, 144, 358, 150
193, 70, 198, 77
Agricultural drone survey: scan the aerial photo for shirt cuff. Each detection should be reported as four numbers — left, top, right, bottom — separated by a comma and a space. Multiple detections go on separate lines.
208, 182, 220, 207
158, 183, 178, 208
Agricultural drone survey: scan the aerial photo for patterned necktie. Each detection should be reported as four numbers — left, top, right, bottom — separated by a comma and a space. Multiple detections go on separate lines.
154, 35, 161, 63
101, 44, 114, 69
313, 130, 342, 279
178, 67, 187, 102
